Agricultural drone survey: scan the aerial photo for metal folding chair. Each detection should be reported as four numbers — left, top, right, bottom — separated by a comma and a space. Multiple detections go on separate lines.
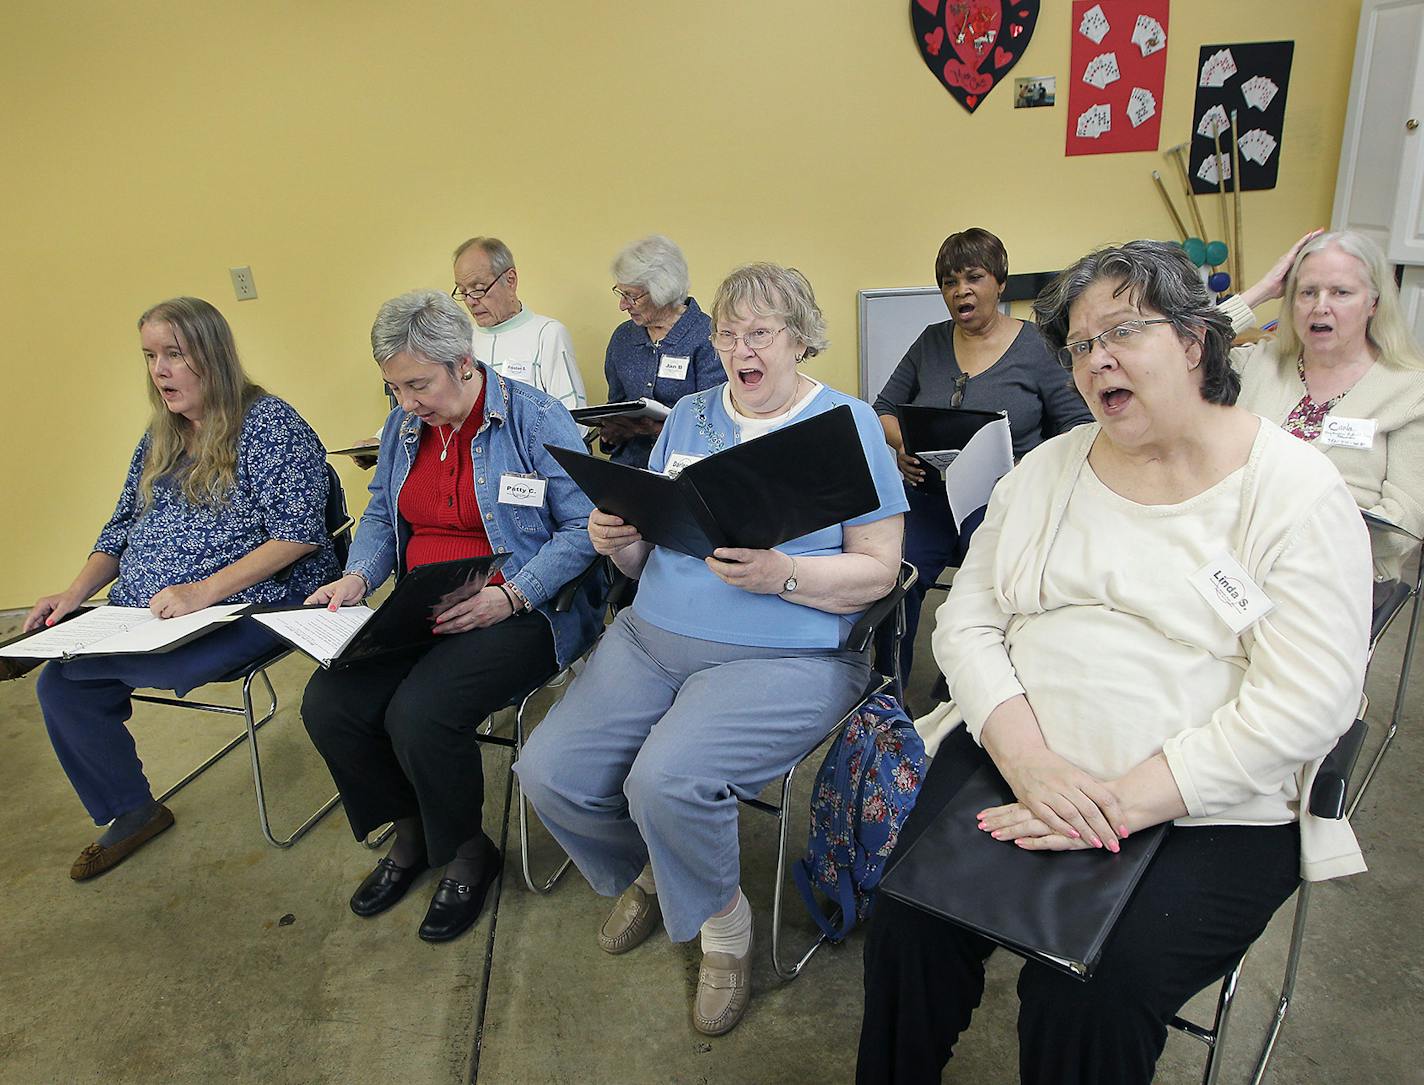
132, 463, 353, 847
1167, 715, 1370, 1085
740, 561, 917, 980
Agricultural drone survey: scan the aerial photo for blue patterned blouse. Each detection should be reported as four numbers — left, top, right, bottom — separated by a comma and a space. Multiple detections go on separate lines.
95, 396, 339, 607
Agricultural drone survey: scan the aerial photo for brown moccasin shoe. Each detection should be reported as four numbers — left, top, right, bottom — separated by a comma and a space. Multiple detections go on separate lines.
597, 883, 661, 954
693, 931, 753, 1036
70, 804, 175, 881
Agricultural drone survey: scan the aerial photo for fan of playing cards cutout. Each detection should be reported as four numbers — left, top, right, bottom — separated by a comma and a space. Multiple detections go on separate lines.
1066, 0, 1171, 156
1188, 40, 1294, 192
910, 0, 1042, 114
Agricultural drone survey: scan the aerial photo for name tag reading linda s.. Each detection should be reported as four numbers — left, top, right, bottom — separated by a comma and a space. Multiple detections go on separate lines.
1319, 414, 1377, 450
498, 474, 547, 507
502, 358, 534, 383
1188, 554, 1275, 634
663, 451, 705, 478
657, 355, 691, 380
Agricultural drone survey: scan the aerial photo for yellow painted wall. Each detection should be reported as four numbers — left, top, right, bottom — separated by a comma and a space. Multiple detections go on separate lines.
1, 0, 1362, 607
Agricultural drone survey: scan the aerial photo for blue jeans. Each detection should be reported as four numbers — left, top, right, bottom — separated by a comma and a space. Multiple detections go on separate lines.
37, 617, 285, 825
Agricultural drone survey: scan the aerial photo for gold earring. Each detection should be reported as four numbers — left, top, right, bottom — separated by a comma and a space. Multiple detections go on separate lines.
461, 370, 473, 381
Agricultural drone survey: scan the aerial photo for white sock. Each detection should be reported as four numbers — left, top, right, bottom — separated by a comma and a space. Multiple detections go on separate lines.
700, 889, 752, 956
634, 865, 657, 895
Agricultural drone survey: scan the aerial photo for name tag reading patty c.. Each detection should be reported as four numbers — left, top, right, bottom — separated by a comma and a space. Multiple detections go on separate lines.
498, 474, 547, 507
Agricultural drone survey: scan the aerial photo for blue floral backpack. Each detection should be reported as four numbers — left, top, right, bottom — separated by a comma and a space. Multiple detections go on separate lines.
793, 692, 927, 942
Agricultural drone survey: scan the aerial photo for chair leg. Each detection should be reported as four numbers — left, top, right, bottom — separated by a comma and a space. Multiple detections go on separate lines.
1247, 883, 1312, 1085
1200, 956, 1245, 1085
1353, 583, 1423, 816
770, 760, 832, 981
514, 679, 572, 894
243, 667, 340, 848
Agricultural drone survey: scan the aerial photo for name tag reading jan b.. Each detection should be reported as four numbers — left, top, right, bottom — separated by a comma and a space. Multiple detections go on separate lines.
1320, 415, 1377, 450
1188, 554, 1275, 634
657, 355, 691, 380
498, 474, 547, 507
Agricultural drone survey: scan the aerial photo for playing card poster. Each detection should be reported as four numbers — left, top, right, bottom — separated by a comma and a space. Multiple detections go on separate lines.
1065, 0, 1170, 157
1189, 41, 1294, 193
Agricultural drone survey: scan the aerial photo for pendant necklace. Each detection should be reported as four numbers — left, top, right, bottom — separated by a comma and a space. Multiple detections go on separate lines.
438, 423, 459, 462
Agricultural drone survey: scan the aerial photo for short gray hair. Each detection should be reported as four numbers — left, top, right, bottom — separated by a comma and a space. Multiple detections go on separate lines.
711, 263, 830, 359
371, 289, 474, 377
1033, 240, 1239, 406
452, 236, 515, 276
611, 235, 690, 308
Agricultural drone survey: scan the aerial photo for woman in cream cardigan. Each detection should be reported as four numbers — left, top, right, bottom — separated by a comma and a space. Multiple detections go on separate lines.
857, 240, 1371, 1085
1227, 229, 1424, 580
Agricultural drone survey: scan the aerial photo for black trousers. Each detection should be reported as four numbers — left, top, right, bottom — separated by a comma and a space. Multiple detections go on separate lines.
857, 729, 1302, 1085
302, 612, 556, 866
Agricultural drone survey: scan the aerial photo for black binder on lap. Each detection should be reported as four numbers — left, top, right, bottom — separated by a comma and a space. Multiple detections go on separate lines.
546, 405, 880, 560
879, 729, 1168, 980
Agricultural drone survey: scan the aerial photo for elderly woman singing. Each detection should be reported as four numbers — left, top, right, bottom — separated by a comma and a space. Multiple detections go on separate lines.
517, 263, 907, 1035
857, 241, 1371, 1085
301, 290, 599, 945
29, 298, 337, 879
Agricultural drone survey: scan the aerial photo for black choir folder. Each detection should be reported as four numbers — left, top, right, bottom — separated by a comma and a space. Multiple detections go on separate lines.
880, 735, 1168, 980
253, 554, 508, 669
898, 404, 1007, 493
546, 405, 879, 560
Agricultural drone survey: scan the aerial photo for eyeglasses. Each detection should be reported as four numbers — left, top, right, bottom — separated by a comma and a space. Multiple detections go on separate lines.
950, 373, 968, 407
612, 286, 648, 305
710, 326, 788, 353
451, 273, 506, 302
1056, 318, 1174, 370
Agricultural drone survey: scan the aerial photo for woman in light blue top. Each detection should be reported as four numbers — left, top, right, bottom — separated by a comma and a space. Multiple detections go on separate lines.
517, 263, 907, 1037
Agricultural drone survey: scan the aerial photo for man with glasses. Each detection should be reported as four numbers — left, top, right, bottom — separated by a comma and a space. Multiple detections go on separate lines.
452, 237, 588, 420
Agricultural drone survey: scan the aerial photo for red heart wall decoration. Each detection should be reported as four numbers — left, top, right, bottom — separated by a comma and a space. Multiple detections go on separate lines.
911, 0, 1041, 114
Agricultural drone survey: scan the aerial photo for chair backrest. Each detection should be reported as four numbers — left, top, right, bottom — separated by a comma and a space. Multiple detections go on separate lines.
325, 463, 355, 567
847, 560, 918, 694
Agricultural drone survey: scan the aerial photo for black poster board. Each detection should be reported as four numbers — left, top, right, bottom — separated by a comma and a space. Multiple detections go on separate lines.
1189, 40, 1294, 194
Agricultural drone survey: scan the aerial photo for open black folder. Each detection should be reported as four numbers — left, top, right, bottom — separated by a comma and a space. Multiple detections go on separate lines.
879, 729, 1167, 980
898, 404, 1008, 493
253, 554, 508, 669
546, 405, 879, 560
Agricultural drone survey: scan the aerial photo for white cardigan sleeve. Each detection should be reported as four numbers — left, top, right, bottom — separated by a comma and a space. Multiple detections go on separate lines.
1162, 482, 1371, 816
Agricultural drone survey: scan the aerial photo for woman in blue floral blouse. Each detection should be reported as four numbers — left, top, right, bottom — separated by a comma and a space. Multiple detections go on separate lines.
25, 297, 337, 881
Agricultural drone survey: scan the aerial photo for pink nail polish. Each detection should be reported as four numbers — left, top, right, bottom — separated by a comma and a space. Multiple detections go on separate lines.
1108, 840, 1120, 853
991, 831, 1002, 840
1091, 837, 1103, 848
1119, 825, 1130, 839
1068, 829, 1081, 839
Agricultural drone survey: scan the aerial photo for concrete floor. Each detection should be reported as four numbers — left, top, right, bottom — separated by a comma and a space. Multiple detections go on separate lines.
1, 600, 1420, 1085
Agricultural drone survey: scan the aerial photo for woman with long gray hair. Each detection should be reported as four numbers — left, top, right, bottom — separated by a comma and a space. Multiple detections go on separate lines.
300, 289, 599, 945
27, 297, 337, 880
858, 241, 1371, 1084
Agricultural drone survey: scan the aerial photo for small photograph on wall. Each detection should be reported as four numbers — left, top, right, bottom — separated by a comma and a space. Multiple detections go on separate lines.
1189, 40, 1294, 193
1015, 76, 1056, 108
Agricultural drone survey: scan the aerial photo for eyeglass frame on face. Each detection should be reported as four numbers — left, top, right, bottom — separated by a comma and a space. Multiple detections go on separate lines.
1056, 318, 1175, 370
709, 326, 789, 354
612, 285, 648, 306
451, 270, 510, 303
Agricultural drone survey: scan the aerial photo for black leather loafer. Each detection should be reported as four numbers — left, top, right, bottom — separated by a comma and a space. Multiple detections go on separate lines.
418, 838, 502, 943
349, 856, 429, 918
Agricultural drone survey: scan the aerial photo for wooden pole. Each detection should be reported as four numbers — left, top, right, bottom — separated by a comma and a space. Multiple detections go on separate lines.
1230, 110, 1245, 290
1166, 143, 1209, 241
1212, 124, 1231, 268
1152, 171, 1189, 241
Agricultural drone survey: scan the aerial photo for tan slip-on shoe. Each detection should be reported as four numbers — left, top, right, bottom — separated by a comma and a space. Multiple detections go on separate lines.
70, 804, 175, 881
598, 883, 662, 954
693, 931, 754, 1036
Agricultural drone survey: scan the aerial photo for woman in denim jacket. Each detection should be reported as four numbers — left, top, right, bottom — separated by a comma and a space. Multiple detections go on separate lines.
301, 289, 598, 945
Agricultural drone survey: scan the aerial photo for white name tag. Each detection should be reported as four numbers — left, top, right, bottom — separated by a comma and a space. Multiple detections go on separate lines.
1188, 554, 1275, 634
502, 358, 534, 382
498, 474, 547, 507
663, 452, 705, 478
657, 355, 691, 380
1319, 414, 1377, 450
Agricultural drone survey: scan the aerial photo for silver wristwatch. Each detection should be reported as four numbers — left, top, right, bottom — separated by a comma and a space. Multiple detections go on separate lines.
781, 557, 798, 596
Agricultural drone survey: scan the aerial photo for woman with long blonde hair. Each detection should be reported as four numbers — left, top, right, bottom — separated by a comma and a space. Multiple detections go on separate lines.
25, 296, 337, 880
1231, 229, 1424, 578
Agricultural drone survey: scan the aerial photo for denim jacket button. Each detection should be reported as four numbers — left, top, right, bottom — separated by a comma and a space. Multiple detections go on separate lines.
478, 477, 485, 484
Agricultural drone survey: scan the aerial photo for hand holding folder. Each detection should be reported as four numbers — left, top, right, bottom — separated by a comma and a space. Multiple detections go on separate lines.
547, 405, 881, 560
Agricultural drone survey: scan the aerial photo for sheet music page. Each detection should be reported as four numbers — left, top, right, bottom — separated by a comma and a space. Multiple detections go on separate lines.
945, 418, 1015, 532
253, 607, 372, 665
94, 604, 248, 654
0, 607, 156, 659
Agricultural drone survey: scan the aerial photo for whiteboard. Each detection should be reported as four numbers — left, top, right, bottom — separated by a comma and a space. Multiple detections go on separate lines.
857, 287, 949, 403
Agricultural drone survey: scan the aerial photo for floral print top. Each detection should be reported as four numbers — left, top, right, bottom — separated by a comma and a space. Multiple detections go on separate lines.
1283, 355, 1350, 442
94, 396, 338, 607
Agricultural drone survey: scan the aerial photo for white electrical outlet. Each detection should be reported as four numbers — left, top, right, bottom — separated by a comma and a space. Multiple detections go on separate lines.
229, 266, 258, 301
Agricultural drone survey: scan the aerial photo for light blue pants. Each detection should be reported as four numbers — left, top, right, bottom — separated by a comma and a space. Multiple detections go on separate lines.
514, 609, 871, 942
